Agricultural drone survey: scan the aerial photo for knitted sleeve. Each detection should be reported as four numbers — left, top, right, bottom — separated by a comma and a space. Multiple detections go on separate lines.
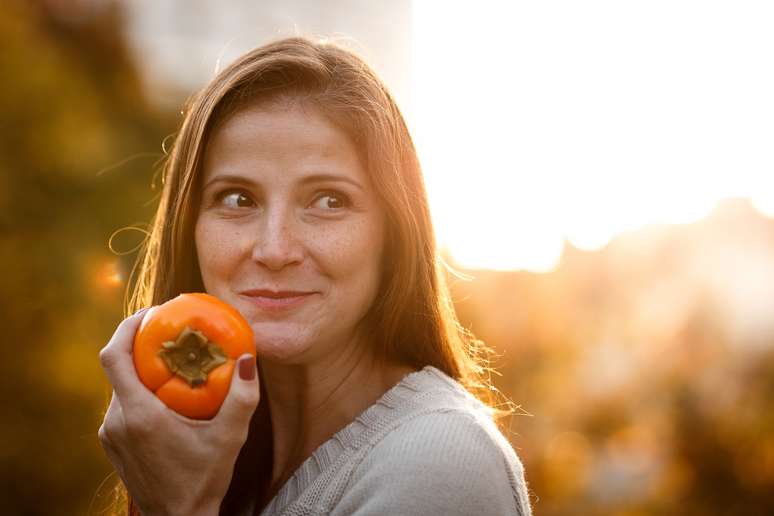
329, 410, 532, 516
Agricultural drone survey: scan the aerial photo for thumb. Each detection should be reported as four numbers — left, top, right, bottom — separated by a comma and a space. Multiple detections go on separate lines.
216, 354, 260, 425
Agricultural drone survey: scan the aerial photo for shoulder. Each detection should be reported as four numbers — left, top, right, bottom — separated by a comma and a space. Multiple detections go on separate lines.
331, 368, 532, 515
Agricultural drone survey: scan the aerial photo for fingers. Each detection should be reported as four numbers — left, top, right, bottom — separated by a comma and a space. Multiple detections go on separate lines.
214, 354, 260, 429
99, 309, 158, 410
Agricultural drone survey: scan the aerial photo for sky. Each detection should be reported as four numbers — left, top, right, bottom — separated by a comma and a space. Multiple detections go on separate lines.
124, 0, 774, 272
411, 0, 774, 271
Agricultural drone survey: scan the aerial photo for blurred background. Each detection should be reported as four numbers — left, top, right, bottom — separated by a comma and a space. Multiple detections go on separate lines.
2, 0, 773, 514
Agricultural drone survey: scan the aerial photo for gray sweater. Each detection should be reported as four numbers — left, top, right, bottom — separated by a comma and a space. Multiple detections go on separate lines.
253, 366, 532, 515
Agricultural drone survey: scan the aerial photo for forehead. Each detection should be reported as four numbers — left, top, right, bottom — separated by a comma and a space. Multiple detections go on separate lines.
201, 99, 362, 179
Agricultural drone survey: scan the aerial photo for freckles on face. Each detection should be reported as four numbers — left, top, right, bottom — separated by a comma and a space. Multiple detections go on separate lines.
308, 218, 377, 271
193, 100, 385, 363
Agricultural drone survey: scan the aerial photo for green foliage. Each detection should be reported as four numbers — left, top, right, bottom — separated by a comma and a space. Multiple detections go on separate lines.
1, 2, 170, 514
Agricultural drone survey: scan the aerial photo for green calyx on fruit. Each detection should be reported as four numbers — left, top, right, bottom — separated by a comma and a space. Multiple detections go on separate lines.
157, 326, 227, 387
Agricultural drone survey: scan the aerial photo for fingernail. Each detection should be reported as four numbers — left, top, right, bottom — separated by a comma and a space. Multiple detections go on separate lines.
238, 355, 256, 381
133, 307, 149, 317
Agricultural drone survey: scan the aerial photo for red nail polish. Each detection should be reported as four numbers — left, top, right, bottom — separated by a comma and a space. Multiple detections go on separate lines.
238, 356, 256, 381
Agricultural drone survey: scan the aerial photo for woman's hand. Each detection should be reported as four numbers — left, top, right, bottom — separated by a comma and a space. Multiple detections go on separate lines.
98, 309, 260, 516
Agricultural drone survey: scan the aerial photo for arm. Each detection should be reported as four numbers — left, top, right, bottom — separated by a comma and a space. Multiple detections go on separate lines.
330, 411, 532, 516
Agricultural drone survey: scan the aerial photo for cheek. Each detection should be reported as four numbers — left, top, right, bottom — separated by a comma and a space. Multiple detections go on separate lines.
313, 217, 384, 288
194, 218, 242, 282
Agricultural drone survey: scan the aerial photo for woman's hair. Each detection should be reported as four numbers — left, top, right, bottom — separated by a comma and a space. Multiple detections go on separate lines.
111, 36, 502, 516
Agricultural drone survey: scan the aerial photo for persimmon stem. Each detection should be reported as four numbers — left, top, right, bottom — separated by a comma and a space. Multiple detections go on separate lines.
157, 326, 227, 387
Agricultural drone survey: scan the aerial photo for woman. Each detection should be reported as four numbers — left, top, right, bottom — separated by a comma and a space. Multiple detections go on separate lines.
98, 37, 532, 516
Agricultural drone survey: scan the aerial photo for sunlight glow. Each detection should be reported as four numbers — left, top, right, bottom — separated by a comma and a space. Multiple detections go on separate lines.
751, 191, 774, 219
411, 1, 774, 271
97, 260, 123, 289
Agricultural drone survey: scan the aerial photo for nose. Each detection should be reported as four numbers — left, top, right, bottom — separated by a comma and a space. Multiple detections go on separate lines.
250, 206, 304, 271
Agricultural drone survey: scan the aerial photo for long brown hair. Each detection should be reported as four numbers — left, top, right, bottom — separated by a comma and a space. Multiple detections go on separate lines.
109, 36, 502, 516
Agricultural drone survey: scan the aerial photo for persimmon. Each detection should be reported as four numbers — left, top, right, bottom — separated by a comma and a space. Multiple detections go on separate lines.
133, 293, 255, 420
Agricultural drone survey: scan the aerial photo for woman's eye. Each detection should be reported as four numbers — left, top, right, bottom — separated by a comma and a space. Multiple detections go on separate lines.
311, 192, 349, 210
216, 190, 254, 209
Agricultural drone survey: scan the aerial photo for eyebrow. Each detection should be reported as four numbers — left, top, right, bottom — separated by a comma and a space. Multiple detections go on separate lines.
203, 173, 365, 192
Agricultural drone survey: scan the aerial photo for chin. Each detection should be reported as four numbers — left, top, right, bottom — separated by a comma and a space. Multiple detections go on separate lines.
250, 323, 313, 363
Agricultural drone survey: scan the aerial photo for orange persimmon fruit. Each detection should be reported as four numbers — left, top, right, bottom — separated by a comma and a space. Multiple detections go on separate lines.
133, 293, 255, 420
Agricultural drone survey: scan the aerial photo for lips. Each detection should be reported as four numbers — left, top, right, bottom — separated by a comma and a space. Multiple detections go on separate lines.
240, 289, 315, 298
239, 289, 317, 311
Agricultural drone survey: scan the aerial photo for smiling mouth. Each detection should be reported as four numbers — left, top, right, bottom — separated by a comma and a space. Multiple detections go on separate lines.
240, 289, 315, 298
239, 290, 316, 310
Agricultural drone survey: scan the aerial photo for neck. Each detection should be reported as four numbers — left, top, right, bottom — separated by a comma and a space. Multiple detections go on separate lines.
258, 338, 416, 499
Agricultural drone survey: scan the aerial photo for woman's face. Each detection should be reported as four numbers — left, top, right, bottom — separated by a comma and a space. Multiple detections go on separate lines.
195, 100, 385, 363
